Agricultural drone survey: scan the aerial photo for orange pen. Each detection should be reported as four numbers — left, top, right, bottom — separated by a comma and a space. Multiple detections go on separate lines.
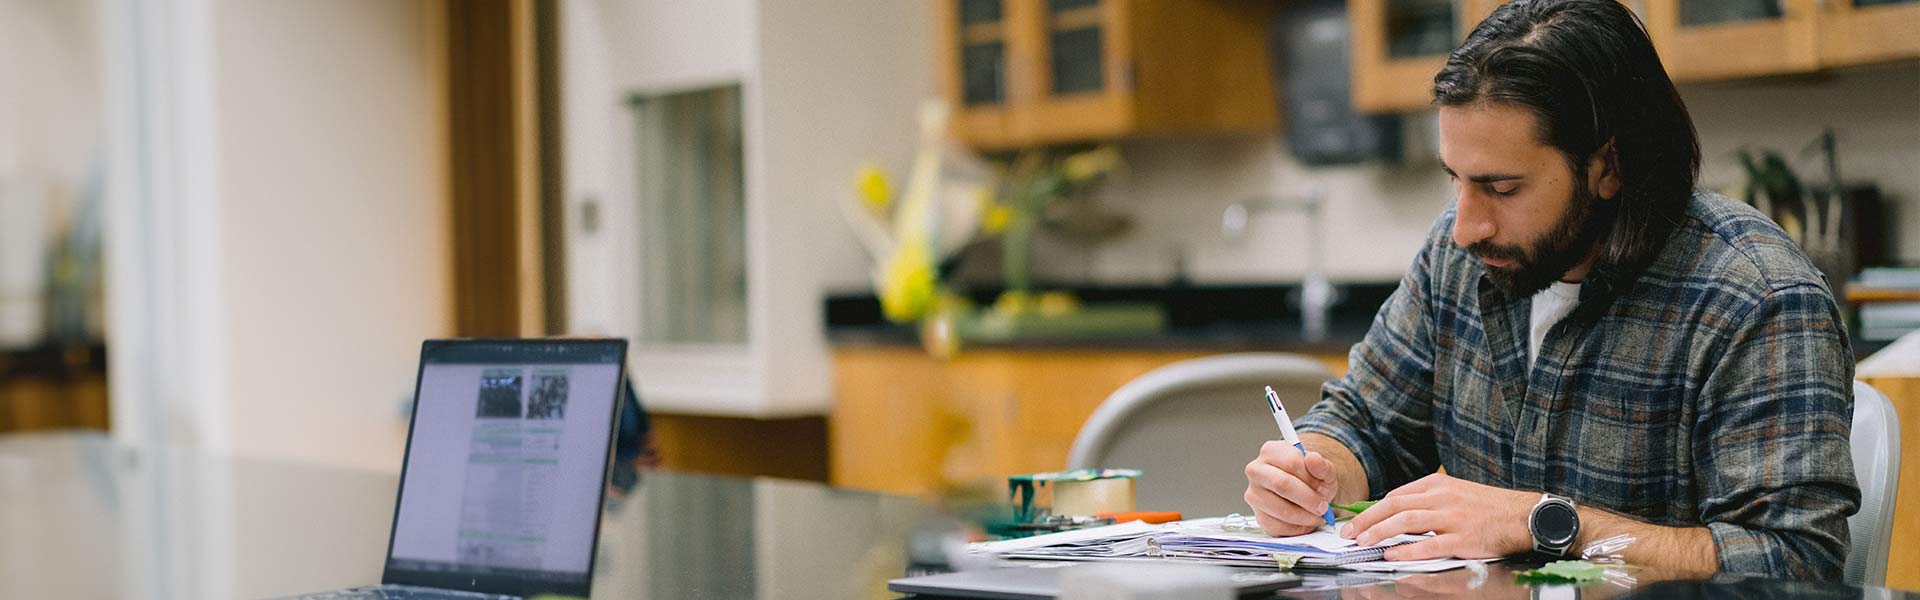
1095, 511, 1183, 524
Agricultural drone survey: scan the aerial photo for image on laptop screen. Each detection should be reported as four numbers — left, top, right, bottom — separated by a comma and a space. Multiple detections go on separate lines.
382, 339, 626, 594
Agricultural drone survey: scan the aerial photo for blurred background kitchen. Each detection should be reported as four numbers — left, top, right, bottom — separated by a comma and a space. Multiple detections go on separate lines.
0, 0, 1917, 595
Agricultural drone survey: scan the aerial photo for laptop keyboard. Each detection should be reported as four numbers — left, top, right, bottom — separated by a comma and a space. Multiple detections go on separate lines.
284, 585, 522, 600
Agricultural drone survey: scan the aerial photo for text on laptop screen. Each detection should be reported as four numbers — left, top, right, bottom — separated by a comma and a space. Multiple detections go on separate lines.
387, 342, 622, 581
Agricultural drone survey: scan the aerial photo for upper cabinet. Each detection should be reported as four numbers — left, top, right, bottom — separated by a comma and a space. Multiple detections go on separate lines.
1644, 0, 1822, 80
1638, 0, 1920, 79
1816, 0, 1920, 68
1354, 0, 1920, 112
940, 0, 1280, 150
1349, 0, 1482, 113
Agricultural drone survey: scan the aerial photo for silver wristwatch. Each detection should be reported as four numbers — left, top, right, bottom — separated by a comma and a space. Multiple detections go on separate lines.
1528, 493, 1580, 557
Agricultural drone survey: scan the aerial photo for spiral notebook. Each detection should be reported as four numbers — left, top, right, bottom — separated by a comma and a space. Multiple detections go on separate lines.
976, 516, 1432, 569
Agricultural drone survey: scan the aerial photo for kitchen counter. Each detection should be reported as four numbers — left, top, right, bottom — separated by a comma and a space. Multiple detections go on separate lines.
823, 282, 1394, 353
824, 283, 1382, 496
825, 319, 1370, 354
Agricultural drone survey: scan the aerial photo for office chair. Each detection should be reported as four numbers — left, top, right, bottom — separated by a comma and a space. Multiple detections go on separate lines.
1068, 353, 1334, 518
1845, 380, 1901, 587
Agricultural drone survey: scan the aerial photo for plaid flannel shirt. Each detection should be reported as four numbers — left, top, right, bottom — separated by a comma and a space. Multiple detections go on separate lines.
1296, 191, 1859, 581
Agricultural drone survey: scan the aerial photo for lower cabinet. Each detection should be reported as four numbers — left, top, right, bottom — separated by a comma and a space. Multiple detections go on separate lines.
829, 346, 1347, 497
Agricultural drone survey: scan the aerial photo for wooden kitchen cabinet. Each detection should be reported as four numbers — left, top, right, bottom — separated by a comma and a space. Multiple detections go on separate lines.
938, 0, 1279, 150
0, 345, 109, 433
1817, 0, 1920, 68
1358, 0, 1920, 111
1349, 0, 1482, 113
829, 346, 1348, 497
1644, 0, 1822, 81
1857, 331, 1920, 590
1611, 0, 1920, 80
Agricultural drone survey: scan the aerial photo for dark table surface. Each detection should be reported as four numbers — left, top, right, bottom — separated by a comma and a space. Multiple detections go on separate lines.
1, 432, 1906, 599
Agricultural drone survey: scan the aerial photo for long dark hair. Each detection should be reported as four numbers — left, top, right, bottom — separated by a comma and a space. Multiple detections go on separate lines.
1432, 0, 1699, 289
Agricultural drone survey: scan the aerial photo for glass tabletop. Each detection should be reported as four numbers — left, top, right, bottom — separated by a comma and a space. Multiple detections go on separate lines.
0, 432, 933, 599
2, 432, 1909, 599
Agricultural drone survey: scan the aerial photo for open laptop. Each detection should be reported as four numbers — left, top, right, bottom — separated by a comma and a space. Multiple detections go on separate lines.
279, 338, 629, 600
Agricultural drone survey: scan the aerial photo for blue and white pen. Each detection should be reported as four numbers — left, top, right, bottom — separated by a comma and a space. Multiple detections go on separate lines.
1266, 385, 1338, 527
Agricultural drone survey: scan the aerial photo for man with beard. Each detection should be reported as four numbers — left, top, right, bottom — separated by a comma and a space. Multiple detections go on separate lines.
1242, 0, 1857, 581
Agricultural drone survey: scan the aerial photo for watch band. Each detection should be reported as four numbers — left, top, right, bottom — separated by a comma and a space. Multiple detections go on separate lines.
1529, 493, 1579, 557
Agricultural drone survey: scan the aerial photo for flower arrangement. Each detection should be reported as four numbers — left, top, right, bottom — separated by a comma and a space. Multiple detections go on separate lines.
843, 101, 1130, 357
840, 101, 993, 326
982, 145, 1123, 313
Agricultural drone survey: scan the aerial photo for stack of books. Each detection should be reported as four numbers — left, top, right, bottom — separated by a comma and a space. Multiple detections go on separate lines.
1855, 267, 1920, 342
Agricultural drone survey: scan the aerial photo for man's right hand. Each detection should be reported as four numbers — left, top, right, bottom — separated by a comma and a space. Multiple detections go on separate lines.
1244, 440, 1340, 536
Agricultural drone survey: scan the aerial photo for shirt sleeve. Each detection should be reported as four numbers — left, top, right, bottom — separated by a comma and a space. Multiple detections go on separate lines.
1695, 283, 1859, 582
1295, 224, 1445, 499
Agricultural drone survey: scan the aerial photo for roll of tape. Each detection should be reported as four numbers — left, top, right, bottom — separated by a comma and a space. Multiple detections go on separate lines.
1053, 477, 1135, 516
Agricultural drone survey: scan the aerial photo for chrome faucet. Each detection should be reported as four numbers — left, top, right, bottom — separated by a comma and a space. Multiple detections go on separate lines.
1223, 190, 1335, 342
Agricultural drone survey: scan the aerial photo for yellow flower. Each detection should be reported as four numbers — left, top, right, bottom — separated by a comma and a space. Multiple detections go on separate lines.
856, 162, 893, 215
1036, 291, 1081, 316
992, 290, 1034, 317
982, 203, 1012, 235
880, 240, 936, 323
1061, 146, 1121, 183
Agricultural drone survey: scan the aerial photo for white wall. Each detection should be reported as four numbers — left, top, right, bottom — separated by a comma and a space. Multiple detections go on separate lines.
107, 0, 450, 471
1686, 62, 1920, 263
756, 0, 934, 403
1040, 130, 1451, 286
211, 0, 450, 469
0, 0, 103, 346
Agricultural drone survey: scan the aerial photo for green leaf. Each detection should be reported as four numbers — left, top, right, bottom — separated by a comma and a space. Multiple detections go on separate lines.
1513, 560, 1607, 585
1270, 553, 1303, 570
1330, 500, 1377, 515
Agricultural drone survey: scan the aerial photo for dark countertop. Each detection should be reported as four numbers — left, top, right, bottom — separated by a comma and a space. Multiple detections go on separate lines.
824, 283, 1393, 353
826, 283, 1895, 360
0, 342, 107, 378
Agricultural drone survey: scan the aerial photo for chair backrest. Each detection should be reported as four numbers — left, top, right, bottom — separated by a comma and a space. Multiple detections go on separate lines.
1067, 353, 1334, 518
1845, 380, 1902, 587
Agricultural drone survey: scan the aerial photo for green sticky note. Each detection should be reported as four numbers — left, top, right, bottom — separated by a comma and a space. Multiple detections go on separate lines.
1330, 500, 1377, 515
1514, 560, 1607, 584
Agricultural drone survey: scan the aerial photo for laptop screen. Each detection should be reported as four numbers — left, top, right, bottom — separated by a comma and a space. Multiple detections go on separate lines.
382, 339, 627, 597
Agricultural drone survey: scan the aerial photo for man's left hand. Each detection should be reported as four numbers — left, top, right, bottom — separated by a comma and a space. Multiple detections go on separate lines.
1339, 472, 1538, 561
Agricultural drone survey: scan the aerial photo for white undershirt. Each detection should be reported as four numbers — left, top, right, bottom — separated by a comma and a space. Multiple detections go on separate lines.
1529, 281, 1583, 368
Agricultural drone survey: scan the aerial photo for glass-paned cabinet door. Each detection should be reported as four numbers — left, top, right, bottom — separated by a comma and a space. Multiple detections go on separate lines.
627, 85, 748, 345
1046, 0, 1107, 95
1351, 0, 1462, 111
1644, 0, 1817, 81
1818, 0, 1920, 67
958, 0, 1009, 106
1386, 0, 1459, 58
1678, 0, 1783, 25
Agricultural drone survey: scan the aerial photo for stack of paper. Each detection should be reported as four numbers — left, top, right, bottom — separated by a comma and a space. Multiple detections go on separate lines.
973, 516, 1482, 572
1152, 518, 1428, 567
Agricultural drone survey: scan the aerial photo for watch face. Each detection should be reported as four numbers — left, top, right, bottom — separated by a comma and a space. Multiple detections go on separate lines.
1534, 502, 1578, 544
